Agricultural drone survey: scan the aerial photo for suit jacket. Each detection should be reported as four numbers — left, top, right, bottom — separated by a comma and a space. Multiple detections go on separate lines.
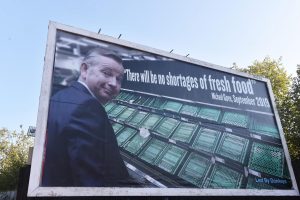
42, 82, 130, 187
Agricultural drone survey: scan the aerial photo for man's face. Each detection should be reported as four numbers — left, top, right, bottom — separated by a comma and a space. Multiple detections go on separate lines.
81, 55, 124, 104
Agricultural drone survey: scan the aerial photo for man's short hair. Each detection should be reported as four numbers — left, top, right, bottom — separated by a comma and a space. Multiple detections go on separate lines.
82, 47, 123, 66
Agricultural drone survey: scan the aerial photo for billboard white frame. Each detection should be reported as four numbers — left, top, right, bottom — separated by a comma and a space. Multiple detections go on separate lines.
28, 21, 299, 197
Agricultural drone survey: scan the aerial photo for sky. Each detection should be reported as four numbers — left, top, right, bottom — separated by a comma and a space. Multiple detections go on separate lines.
0, 0, 299, 132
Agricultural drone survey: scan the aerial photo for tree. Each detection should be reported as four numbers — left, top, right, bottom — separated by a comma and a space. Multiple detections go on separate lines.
282, 65, 300, 159
0, 128, 33, 191
233, 57, 291, 106
233, 57, 300, 160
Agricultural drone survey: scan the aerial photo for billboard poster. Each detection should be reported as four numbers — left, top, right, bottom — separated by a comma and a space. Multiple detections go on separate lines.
28, 21, 299, 196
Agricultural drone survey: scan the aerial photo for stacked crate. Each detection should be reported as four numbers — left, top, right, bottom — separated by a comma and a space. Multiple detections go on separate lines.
105, 90, 290, 189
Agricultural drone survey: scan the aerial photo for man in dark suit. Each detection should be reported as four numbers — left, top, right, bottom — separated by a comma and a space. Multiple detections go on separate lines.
42, 48, 130, 187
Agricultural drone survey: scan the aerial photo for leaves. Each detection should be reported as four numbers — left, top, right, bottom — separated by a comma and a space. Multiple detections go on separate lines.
285, 65, 300, 159
0, 128, 33, 191
234, 57, 291, 106
233, 57, 300, 160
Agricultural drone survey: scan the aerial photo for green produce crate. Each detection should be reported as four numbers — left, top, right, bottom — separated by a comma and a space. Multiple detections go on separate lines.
126, 111, 148, 127
162, 100, 183, 113
155, 145, 187, 174
283, 160, 291, 179
142, 97, 155, 107
123, 132, 150, 155
138, 138, 167, 164
178, 153, 212, 187
148, 97, 165, 109
203, 164, 243, 188
221, 112, 249, 128
116, 107, 136, 122
115, 91, 128, 100
250, 118, 279, 139
246, 176, 275, 189
108, 105, 126, 118
192, 128, 221, 153
197, 107, 221, 122
133, 95, 148, 105
171, 122, 198, 143
104, 102, 117, 112
215, 132, 249, 164
179, 104, 199, 116
139, 114, 163, 129
111, 122, 124, 134
123, 93, 138, 101
153, 117, 180, 138
251, 124, 279, 138
248, 142, 284, 178
116, 127, 137, 147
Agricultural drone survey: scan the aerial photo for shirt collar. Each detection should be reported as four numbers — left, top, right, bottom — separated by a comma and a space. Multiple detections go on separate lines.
77, 80, 97, 99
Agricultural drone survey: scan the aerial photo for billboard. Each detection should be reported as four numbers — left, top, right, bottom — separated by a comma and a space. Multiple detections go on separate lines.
28, 21, 299, 196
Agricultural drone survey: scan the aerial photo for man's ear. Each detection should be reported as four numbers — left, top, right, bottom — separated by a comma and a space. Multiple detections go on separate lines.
80, 63, 88, 80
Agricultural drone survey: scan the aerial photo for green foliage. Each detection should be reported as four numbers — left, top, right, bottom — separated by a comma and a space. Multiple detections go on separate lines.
233, 57, 291, 106
233, 58, 300, 160
0, 128, 33, 191
282, 65, 300, 159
